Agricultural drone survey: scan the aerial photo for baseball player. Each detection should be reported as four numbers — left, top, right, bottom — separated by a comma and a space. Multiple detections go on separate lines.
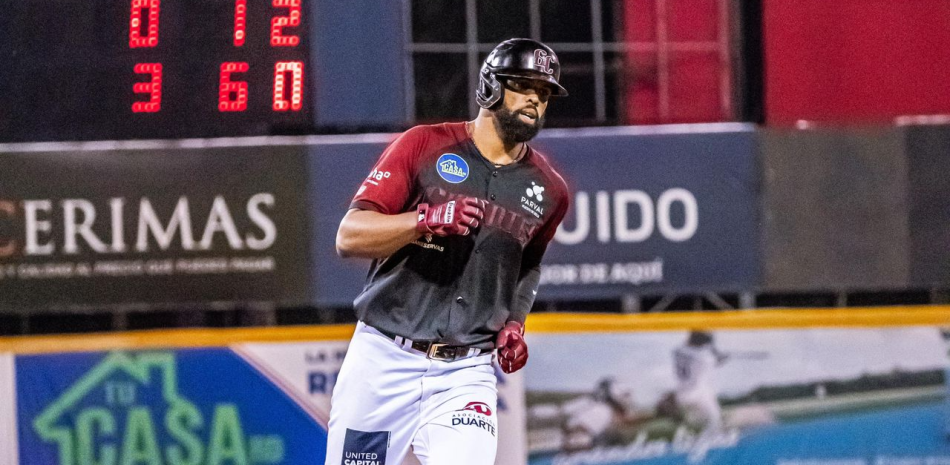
326, 38, 571, 465
560, 377, 639, 451
672, 331, 729, 431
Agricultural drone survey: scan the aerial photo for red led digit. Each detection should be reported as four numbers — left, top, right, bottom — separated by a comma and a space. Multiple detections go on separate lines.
273, 61, 304, 111
270, 0, 301, 47
129, 0, 161, 48
233, 0, 247, 47
132, 63, 162, 113
219, 62, 250, 112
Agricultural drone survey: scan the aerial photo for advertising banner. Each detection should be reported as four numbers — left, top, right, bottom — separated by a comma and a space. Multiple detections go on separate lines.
532, 125, 760, 299
523, 324, 950, 465
307, 126, 761, 305
304, 135, 394, 307
0, 145, 314, 312
4, 307, 950, 465
16, 349, 328, 465
7, 332, 526, 465
1, 352, 17, 465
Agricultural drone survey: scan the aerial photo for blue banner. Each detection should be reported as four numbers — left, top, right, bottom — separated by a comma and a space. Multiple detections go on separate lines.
9, 336, 526, 465
305, 136, 394, 307
531, 125, 760, 299
16, 349, 327, 465
306, 125, 761, 305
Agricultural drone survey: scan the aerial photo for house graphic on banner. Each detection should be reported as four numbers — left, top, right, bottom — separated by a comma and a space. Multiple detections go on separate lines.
31, 351, 284, 465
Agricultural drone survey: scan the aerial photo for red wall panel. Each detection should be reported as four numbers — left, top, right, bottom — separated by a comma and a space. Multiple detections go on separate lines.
765, 0, 950, 125
623, 0, 729, 124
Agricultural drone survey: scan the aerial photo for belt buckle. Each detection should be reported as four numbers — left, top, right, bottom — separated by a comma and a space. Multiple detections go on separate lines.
426, 343, 454, 361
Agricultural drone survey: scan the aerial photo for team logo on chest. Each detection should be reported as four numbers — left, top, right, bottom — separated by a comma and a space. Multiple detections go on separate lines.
436, 153, 469, 184
521, 181, 545, 218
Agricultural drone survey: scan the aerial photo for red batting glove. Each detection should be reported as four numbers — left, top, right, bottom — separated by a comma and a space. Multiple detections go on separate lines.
416, 197, 487, 237
496, 321, 528, 374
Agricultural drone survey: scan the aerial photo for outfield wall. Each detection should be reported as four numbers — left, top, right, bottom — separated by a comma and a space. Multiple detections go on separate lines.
2, 306, 949, 465
4, 124, 950, 316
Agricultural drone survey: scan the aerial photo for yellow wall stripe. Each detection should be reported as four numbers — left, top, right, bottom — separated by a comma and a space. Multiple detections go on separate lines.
0, 324, 356, 355
1, 305, 948, 354
526, 305, 950, 333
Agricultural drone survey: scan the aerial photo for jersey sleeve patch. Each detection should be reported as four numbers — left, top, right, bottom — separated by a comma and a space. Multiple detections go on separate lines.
349, 126, 429, 214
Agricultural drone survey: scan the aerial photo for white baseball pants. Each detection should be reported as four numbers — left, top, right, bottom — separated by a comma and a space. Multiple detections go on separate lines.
676, 387, 723, 431
325, 321, 499, 465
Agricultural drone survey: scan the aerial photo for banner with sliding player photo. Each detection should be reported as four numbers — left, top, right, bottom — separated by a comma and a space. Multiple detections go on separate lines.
522, 307, 950, 465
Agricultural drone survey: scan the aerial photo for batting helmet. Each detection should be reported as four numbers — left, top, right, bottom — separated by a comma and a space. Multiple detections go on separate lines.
475, 38, 569, 109
688, 331, 714, 347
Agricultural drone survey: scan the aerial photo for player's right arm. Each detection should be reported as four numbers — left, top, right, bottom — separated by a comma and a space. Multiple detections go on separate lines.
335, 125, 485, 259
337, 198, 488, 258
335, 127, 426, 259
335, 208, 420, 259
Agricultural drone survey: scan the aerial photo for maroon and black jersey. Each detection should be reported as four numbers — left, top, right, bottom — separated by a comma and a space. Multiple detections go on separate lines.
348, 122, 570, 348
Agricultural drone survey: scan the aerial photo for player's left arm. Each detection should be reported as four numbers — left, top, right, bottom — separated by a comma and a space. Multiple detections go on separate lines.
510, 177, 570, 323
509, 246, 545, 324
497, 182, 570, 373
495, 248, 544, 374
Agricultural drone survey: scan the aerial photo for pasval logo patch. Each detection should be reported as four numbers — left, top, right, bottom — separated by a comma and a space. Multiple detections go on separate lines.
525, 182, 544, 201
341, 428, 389, 465
521, 181, 545, 218
436, 153, 469, 184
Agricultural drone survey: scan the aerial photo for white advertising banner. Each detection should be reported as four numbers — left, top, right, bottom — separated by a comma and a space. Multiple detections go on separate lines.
236, 341, 527, 465
0, 353, 17, 465
9, 307, 943, 465
523, 326, 950, 465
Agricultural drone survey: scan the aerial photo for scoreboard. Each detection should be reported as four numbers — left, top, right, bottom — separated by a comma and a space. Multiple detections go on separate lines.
0, 0, 313, 142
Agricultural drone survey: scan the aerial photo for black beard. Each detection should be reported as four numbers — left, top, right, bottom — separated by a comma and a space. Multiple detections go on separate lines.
492, 105, 544, 145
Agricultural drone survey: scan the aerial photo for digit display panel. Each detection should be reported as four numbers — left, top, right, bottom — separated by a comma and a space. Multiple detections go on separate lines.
0, 0, 313, 142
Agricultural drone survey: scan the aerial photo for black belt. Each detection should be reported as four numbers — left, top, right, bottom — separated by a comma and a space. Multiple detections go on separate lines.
374, 326, 492, 362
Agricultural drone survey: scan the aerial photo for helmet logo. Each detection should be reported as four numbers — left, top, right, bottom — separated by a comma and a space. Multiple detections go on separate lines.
534, 49, 556, 75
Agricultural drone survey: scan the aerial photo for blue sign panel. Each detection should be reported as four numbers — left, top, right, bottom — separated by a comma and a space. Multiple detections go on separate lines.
307, 126, 761, 305
305, 136, 393, 307
16, 349, 327, 465
530, 125, 761, 299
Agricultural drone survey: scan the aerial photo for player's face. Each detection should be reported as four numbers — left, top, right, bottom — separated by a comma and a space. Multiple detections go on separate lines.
493, 78, 553, 144
503, 78, 552, 123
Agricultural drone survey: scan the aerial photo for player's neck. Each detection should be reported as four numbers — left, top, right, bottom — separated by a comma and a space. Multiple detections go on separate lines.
467, 118, 525, 166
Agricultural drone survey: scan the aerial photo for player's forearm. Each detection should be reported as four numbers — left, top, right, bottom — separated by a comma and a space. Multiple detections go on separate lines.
510, 266, 541, 323
336, 209, 421, 259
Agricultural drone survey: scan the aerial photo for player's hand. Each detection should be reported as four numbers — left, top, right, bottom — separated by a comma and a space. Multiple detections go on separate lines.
496, 321, 528, 374
416, 197, 487, 237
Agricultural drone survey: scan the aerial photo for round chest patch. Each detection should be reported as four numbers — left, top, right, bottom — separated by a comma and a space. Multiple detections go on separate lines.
436, 153, 469, 184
